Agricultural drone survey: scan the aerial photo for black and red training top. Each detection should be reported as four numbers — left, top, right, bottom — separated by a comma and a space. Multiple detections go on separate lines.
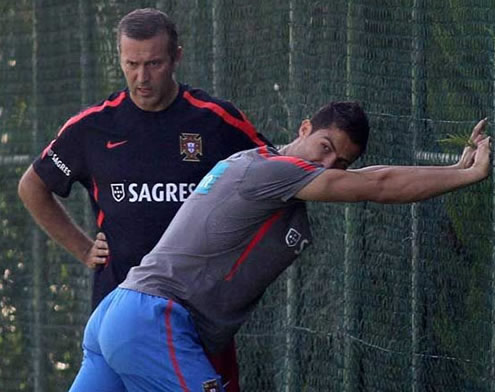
33, 83, 271, 308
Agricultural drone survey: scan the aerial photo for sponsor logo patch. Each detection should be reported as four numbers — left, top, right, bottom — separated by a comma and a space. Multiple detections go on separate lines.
202, 378, 221, 392
195, 161, 229, 194
180, 132, 202, 162
111, 183, 125, 202
285, 228, 301, 247
106, 140, 128, 149
46, 149, 71, 177
110, 183, 196, 203
286, 227, 310, 254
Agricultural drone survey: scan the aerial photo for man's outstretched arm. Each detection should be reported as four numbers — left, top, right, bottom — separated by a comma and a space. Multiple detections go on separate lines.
350, 118, 488, 174
296, 136, 491, 204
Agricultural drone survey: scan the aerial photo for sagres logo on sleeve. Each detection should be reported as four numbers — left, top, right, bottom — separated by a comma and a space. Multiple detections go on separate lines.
46, 149, 71, 177
180, 132, 203, 162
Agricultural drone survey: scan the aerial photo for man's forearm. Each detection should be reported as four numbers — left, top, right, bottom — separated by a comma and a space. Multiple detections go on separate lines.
364, 165, 483, 204
18, 168, 93, 262
350, 163, 463, 174
297, 160, 488, 204
26, 195, 93, 261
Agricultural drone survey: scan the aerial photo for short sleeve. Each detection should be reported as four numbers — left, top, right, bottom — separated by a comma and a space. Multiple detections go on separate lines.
32, 121, 87, 198
239, 147, 325, 202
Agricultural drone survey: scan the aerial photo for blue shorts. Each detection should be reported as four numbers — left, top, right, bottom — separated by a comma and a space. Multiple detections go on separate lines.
69, 288, 224, 392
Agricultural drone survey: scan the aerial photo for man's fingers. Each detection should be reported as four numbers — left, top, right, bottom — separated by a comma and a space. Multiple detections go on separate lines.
95, 232, 107, 241
95, 247, 109, 256
473, 137, 491, 161
470, 118, 488, 141
95, 239, 109, 250
474, 118, 488, 133
94, 232, 109, 250
93, 256, 108, 264
86, 232, 109, 268
88, 254, 108, 268
472, 131, 488, 146
478, 136, 491, 148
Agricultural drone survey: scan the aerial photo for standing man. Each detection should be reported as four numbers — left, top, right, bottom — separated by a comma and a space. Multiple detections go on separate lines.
68, 101, 491, 391
18, 8, 270, 391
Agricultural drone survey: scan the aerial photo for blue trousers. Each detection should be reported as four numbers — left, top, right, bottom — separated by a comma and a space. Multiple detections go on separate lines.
69, 288, 224, 392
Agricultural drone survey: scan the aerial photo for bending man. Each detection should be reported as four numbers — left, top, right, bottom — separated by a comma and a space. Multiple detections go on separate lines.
69, 101, 491, 392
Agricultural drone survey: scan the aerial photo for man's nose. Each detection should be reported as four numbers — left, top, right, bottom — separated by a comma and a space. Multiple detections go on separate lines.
137, 65, 150, 83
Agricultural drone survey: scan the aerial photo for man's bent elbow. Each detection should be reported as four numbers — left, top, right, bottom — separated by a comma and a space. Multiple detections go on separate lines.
18, 170, 31, 203
18, 166, 50, 206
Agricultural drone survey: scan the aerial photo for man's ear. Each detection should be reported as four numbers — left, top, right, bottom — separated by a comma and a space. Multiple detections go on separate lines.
173, 46, 183, 69
298, 119, 312, 138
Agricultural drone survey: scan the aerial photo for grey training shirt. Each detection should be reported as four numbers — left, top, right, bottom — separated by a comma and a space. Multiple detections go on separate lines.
120, 145, 326, 353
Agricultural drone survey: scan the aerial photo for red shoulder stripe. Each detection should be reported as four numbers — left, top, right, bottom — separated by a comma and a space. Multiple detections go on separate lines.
258, 145, 318, 172
41, 140, 56, 159
183, 90, 265, 146
41, 92, 126, 159
57, 91, 127, 136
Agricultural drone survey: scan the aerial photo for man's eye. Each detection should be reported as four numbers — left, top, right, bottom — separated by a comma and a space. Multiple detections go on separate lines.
322, 145, 331, 152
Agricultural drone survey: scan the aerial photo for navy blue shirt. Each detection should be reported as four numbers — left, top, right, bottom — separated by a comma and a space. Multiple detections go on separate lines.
33, 84, 271, 308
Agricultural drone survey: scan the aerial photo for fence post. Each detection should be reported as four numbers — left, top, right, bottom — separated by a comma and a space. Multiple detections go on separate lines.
284, 2, 298, 391
211, 0, 224, 97
30, 1, 44, 391
491, 30, 495, 392
78, 0, 93, 234
410, 0, 426, 391
343, 1, 363, 391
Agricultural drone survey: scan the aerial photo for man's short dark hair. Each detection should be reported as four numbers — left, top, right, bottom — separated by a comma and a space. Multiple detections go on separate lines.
310, 101, 369, 155
117, 8, 179, 61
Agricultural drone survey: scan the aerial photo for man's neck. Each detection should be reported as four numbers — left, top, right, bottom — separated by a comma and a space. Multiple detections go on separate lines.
131, 80, 180, 112
160, 81, 179, 110
279, 141, 296, 157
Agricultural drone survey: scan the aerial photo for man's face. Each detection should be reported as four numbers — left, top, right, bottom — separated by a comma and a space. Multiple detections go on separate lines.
295, 121, 362, 169
119, 33, 181, 111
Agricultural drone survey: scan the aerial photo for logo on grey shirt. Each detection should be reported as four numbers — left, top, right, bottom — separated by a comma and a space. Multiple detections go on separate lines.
286, 227, 310, 255
285, 228, 301, 247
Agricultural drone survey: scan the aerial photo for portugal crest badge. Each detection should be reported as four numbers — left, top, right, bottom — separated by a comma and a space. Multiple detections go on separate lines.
180, 133, 203, 162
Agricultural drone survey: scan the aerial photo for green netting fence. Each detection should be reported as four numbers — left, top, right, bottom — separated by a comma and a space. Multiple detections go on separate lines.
1, 0, 495, 391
